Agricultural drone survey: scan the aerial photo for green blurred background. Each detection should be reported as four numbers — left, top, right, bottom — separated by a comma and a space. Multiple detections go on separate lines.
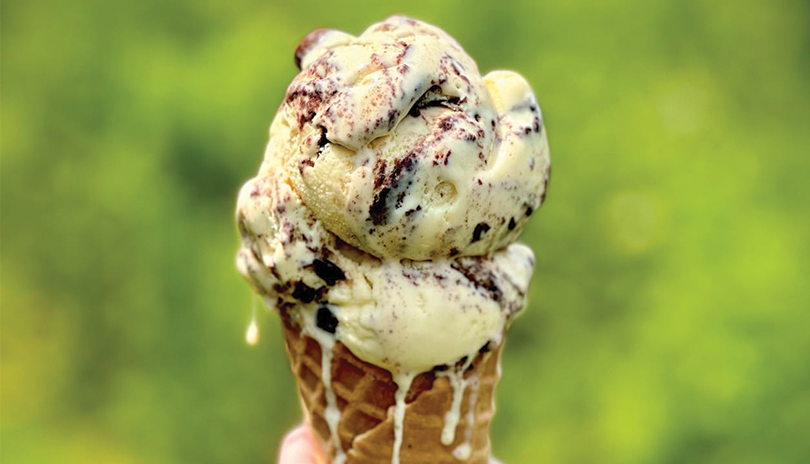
2, 0, 809, 462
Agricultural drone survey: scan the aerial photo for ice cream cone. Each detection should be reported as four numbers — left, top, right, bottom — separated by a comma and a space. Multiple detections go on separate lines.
280, 310, 502, 464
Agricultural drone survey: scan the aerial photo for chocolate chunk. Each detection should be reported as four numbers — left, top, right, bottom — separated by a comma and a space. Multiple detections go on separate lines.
508, 218, 517, 230
317, 126, 329, 148
449, 247, 460, 257
409, 85, 462, 117
291, 281, 317, 303
312, 259, 346, 286
479, 342, 492, 354
369, 187, 391, 226
316, 306, 338, 334
471, 222, 490, 243
526, 206, 533, 216
432, 364, 449, 372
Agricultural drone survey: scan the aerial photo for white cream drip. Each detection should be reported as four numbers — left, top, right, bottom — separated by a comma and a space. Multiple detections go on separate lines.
302, 317, 346, 464
453, 443, 472, 461
245, 318, 259, 346
453, 374, 480, 460
245, 295, 260, 346
391, 371, 416, 464
438, 354, 476, 446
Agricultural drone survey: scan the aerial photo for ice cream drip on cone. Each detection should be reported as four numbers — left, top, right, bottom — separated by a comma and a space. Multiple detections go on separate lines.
236, 15, 550, 464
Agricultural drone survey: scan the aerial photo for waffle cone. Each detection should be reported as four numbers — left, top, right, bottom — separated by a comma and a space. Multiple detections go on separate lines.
280, 310, 502, 464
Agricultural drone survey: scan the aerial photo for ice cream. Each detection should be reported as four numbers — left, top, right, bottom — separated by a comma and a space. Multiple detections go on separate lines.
236, 15, 550, 464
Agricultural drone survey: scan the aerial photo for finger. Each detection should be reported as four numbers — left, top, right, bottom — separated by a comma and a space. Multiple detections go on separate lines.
278, 425, 324, 464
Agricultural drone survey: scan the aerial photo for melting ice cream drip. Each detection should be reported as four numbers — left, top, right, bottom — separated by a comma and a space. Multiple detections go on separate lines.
245, 295, 260, 346
453, 374, 480, 460
438, 355, 476, 446
245, 319, 259, 346
391, 372, 416, 464
303, 322, 346, 464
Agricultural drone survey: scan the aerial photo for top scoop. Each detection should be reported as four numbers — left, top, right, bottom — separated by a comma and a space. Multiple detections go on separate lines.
237, 16, 551, 464
280, 16, 550, 260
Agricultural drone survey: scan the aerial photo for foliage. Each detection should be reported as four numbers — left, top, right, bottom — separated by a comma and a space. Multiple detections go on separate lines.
2, 0, 809, 462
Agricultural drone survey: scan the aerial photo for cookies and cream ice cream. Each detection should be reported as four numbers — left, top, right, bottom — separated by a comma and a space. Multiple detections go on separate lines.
236, 15, 550, 464
280, 17, 548, 260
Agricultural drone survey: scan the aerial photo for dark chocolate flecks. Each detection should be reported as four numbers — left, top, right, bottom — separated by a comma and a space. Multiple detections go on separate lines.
316, 306, 339, 334
508, 217, 517, 230
404, 205, 422, 217
311, 258, 346, 286
285, 79, 338, 129
396, 42, 412, 64
451, 261, 503, 302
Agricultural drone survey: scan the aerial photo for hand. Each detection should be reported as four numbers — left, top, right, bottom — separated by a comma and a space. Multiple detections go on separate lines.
277, 425, 327, 464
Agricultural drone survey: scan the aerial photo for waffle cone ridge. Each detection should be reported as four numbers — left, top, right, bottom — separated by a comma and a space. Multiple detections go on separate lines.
280, 311, 502, 464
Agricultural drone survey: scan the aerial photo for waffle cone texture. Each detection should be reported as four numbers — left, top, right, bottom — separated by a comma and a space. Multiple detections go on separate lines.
280, 311, 502, 464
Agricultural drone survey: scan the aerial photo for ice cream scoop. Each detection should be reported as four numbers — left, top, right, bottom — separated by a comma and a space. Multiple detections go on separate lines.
275, 16, 550, 260
236, 144, 533, 374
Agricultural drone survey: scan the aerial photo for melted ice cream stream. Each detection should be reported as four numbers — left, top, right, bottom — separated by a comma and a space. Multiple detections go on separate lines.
453, 374, 480, 460
438, 355, 476, 446
304, 323, 346, 464
245, 296, 260, 346
391, 372, 416, 464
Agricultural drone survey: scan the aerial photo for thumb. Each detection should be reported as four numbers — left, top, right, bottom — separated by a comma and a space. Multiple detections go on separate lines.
278, 425, 327, 464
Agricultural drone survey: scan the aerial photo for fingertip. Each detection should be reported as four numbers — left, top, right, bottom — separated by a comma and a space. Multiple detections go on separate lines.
278, 425, 326, 464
